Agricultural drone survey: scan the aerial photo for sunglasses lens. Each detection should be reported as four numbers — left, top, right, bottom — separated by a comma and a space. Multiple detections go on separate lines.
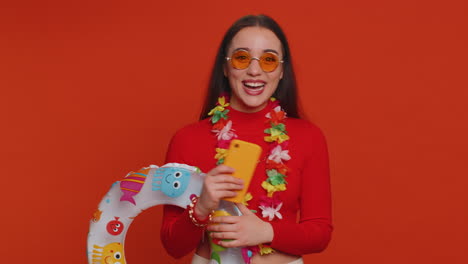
260, 53, 280, 72
229, 51, 281, 72
231, 50, 251, 70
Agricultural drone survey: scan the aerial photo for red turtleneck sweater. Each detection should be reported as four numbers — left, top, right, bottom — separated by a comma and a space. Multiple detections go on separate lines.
161, 106, 332, 258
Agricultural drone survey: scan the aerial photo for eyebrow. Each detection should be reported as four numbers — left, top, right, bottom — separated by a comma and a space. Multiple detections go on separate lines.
232, 47, 280, 55
263, 49, 280, 55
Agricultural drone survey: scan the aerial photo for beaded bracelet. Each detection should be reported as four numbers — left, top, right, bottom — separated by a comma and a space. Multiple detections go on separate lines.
187, 195, 213, 228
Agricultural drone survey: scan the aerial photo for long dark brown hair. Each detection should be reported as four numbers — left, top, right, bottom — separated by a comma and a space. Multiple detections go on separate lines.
199, 14, 300, 120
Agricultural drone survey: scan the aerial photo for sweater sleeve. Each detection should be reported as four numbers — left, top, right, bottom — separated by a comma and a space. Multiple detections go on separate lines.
160, 128, 204, 259
269, 124, 333, 256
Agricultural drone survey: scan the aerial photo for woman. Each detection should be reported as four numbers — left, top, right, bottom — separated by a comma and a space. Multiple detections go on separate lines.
161, 15, 332, 264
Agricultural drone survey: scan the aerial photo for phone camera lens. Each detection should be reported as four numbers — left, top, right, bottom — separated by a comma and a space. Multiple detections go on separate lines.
234, 144, 239, 148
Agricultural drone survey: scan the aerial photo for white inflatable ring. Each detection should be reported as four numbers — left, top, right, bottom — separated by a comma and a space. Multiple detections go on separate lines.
87, 163, 245, 264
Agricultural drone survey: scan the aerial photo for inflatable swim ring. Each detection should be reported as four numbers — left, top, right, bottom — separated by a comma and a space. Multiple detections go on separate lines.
87, 163, 244, 264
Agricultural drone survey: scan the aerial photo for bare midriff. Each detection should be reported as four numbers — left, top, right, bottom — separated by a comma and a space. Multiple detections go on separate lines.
196, 239, 300, 264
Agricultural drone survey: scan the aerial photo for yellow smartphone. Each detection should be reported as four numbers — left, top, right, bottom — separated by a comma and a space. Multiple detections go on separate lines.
223, 139, 262, 203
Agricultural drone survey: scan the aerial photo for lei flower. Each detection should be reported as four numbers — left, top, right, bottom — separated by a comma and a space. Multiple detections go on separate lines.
259, 244, 275, 255
213, 120, 236, 141
259, 194, 283, 221
208, 96, 230, 124
209, 96, 291, 262
265, 106, 286, 125
266, 159, 289, 175
214, 148, 228, 160
268, 145, 291, 163
241, 246, 259, 264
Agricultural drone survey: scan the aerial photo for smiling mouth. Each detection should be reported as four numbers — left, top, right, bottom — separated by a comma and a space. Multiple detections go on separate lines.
242, 81, 266, 96
243, 81, 265, 89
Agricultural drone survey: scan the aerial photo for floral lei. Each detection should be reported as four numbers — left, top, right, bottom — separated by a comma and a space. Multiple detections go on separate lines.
208, 94, 291, 263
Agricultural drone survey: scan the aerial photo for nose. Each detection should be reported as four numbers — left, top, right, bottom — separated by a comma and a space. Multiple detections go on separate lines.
247, 58, 262, 76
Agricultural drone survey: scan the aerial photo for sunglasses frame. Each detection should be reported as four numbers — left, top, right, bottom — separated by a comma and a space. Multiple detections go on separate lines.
225, 50, 284, 72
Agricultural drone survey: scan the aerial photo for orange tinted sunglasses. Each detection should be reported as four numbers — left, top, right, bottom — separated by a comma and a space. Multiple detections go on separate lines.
226, 50, 283, 72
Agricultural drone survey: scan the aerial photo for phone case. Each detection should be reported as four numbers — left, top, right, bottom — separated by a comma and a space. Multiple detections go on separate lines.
223, 139, 262, 203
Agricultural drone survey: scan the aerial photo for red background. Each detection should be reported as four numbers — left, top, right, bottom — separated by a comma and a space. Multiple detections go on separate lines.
1, 0, 467, 263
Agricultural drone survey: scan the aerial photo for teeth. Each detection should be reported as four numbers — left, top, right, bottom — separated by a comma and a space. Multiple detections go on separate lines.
244, 82, 265, 88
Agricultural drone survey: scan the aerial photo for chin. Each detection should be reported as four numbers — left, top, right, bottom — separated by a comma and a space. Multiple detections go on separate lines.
234, 95, 270, 112
245, 97, 268, 107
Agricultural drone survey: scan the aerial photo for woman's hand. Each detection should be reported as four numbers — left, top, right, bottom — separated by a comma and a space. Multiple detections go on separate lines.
195, 165, 244, 218
206, 203, 274, 247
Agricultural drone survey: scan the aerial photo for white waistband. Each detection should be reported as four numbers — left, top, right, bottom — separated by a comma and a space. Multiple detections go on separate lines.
191, 253, 304, 264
